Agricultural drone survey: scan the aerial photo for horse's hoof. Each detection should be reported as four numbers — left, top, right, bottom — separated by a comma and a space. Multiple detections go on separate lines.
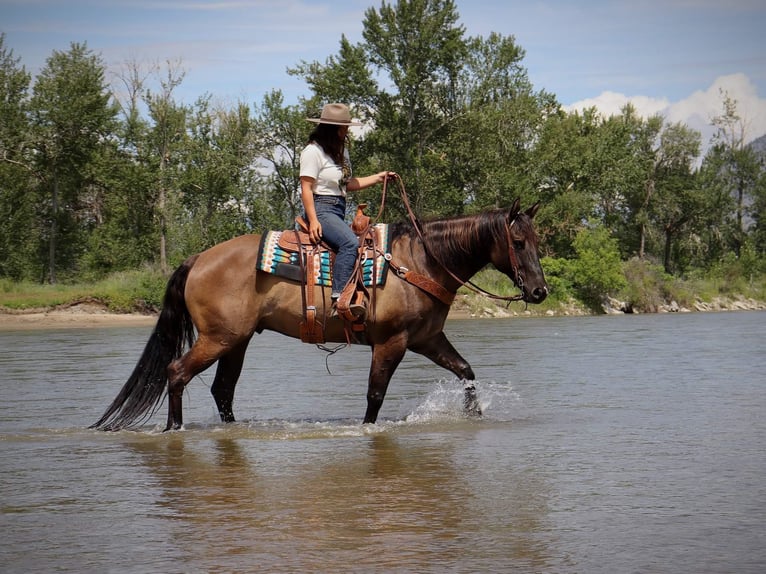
463, 385, 482, 417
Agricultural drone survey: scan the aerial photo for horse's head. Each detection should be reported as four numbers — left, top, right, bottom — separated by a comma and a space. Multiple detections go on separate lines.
491, 198, 548, 304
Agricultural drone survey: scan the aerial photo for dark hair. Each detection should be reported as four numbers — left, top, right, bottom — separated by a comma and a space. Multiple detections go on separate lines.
309, 123, 346, 165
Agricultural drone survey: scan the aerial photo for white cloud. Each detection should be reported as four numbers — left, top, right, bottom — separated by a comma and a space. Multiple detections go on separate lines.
564, 92, 670, 119
564, 73, 766, 155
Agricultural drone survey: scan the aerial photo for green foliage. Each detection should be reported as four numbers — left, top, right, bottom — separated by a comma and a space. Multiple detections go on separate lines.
0, 6, 765, 314
619, 258, 685, 312
0, 279, 86, 308
538, 256, 574, 304
705, 242, 765, 293
0, 268, 167, 312
89, 268, 167, 312
568, 224, 627, 310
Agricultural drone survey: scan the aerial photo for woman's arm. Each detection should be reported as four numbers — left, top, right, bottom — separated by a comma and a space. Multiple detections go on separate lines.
300, 176, 323, 243
346, 171, 396, 192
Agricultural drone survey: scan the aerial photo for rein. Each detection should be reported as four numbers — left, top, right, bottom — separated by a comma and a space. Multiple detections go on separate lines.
375, 175, 526, 303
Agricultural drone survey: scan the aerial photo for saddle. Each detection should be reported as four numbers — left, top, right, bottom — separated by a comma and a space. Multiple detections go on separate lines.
285, 204, 381, 344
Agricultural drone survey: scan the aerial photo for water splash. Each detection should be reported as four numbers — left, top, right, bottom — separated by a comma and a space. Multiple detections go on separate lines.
103, 379, 524, 439
403, 379, 522, 424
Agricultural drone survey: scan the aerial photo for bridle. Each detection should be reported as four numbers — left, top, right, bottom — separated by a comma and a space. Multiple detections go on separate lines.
376, 175, 527, 303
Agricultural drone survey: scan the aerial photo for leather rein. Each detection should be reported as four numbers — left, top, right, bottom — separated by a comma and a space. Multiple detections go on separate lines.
375, 175, 526, 304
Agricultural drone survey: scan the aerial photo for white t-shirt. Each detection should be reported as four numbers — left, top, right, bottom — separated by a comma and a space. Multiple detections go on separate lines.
299, 142, 351, 197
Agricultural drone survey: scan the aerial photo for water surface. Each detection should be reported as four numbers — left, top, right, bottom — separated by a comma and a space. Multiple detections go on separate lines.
1, 312, 764, 573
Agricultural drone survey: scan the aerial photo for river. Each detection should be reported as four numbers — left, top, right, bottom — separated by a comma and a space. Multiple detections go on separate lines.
1, 311, 764, 573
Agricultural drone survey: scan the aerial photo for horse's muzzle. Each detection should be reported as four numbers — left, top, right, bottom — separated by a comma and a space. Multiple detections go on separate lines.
525, 285, 548, 304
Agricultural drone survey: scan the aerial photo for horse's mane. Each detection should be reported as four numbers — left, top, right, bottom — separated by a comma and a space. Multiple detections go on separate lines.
388, 208, 536, 264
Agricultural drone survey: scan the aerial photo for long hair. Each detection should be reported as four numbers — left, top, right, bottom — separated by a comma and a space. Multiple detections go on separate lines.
309, 123, 346, 165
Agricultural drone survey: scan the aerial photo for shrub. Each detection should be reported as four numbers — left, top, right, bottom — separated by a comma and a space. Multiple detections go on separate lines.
568, 224, 626, 311
620, 258, 679, 312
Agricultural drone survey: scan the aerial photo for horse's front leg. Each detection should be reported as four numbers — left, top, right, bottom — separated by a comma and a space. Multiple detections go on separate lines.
409, 331, 482, 416
364, 334, 408, 424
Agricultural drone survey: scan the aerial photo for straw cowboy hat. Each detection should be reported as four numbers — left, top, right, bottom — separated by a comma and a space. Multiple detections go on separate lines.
307, 103, 362, 126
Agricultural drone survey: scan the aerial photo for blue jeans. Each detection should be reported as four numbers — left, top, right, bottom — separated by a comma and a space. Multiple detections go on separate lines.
310, 195, 359, 297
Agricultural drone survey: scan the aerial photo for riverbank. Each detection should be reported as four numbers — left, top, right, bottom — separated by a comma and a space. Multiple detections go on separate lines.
1, 293, 764, 331
0, 301, 157, 330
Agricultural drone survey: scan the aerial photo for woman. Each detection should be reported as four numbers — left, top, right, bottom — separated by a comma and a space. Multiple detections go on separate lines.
300, 103, 394, 318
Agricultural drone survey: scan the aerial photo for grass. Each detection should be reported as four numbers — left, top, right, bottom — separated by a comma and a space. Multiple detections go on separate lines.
0, 269, 167, 313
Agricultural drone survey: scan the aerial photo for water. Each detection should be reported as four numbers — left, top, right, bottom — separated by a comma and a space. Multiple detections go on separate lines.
1, 312, 764, 573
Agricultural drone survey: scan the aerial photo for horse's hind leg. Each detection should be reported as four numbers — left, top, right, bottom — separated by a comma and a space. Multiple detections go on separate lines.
210, 339, 250, 423
165, 337, 226, 431
409, 331, 481, 416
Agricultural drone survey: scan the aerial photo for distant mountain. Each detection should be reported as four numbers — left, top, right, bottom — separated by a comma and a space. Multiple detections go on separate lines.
748, 133, 766, 159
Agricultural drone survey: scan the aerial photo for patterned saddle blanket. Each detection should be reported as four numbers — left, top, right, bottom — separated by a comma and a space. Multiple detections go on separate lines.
256, 223, 390, 287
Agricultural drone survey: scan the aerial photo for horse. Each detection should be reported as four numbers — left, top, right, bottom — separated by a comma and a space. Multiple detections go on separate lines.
91, 197, 548, 431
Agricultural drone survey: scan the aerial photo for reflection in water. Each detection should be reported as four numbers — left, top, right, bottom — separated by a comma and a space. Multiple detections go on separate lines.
125, 433, 265, 564
284, 433, 470, 570
121, 426, 554, 572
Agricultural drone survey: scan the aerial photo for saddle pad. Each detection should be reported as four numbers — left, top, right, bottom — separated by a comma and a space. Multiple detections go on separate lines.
256, 224, 390, 287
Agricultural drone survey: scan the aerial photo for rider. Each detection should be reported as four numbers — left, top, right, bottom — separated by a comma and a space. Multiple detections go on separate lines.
299, 103, 395, 318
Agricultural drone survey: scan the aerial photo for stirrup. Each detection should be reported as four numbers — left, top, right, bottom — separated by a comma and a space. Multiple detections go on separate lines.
349, 301, 367, 321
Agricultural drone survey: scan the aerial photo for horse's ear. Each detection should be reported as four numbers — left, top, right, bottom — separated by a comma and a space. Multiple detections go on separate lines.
509, 198, 521, 221
525, 202, 541, 219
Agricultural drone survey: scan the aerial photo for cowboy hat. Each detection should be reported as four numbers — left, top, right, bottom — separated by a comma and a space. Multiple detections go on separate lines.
307, 103, 362, 126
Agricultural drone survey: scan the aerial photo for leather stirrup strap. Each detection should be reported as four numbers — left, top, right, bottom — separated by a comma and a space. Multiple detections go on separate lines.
298, 234, 324, 344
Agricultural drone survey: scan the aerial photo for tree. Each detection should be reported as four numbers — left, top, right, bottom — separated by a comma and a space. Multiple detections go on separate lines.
28, 42, 117, 283
614, 106, 664, 260
251, 90, 313, 230
142, 60, 187, 273
748, 165, 766, 260
290, 0, 470, 217
449, 32, 558, 213
83, 58, 158, 274
707, 92, 761, 259
648, 122, 702, 273
290, 0, 552, 221
176, 95, 262, 254
568, 223, 626, 311
0, 34, 35, 279
530, 107, 604, 258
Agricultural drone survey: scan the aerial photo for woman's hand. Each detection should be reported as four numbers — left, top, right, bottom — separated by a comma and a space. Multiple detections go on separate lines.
375, 170, 397, 183
348, 171, 398, 191
308, 218, 322, 244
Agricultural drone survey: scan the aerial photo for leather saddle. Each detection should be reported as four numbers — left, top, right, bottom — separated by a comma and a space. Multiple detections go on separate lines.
286, 204, 378, 344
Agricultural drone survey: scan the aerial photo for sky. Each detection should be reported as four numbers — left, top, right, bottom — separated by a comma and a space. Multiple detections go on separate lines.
2, 0, 766, 153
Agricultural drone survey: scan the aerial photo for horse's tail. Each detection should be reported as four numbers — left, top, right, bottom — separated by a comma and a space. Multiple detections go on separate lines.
90, 255, 199, 431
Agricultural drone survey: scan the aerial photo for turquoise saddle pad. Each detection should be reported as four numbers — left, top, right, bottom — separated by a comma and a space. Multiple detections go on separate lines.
256, 224, 389, 287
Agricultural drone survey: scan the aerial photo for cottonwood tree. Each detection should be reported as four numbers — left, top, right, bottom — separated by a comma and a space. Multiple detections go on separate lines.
142, 60, 187, 273
711, 93, 761, 258
291, 0, 469, 217
290, 0, 552, 220
251, 90, 314, 230
648, 123, 703, 273
84, 58, 158, 273
176, 95, 262, 254
0, 34, 36, 279
28, 42, 117, 283
698, 93, 762, 264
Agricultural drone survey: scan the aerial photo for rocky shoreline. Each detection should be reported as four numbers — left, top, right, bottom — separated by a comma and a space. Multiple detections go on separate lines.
602, 295, 766, 315
451, 293, 766, 319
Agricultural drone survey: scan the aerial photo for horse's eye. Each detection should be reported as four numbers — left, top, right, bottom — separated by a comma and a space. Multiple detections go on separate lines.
513, 240, 525, 251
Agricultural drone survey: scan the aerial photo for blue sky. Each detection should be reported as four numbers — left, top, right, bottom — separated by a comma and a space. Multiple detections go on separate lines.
3, 0, 766, 146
